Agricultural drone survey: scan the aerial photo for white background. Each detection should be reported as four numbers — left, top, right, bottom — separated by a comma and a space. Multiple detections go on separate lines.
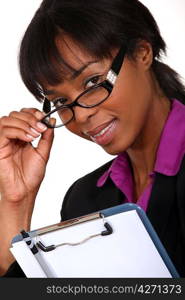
0, 1, 185, 229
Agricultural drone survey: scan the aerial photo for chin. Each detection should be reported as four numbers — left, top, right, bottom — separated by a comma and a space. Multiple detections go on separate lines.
101, 144, 126, 156
101, 137, 134, 155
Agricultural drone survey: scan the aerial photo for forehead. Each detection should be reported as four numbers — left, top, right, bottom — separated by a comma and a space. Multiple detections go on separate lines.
40, 36, 94, 95
40, 34, 116, 96
42, 35, 112, 95
55, 35, 97, 71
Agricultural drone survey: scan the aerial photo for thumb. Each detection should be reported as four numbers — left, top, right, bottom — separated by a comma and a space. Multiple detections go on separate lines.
36, 118, 56, 161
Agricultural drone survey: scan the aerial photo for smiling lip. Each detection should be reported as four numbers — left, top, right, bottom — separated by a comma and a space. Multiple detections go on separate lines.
83, 119, 117, 146
83, 119, 116, 137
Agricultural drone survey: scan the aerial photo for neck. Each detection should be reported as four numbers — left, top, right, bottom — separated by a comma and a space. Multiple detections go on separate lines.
127, 95, 171, 189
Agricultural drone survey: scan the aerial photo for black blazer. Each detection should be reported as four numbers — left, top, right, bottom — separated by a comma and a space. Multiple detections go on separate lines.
4, 157, 185, 277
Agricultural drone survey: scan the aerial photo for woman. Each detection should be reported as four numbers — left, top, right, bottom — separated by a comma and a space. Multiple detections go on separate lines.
0, 0, 185, 277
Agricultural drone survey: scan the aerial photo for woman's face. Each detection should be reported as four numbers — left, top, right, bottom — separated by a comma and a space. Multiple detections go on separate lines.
45, 36, 154, 155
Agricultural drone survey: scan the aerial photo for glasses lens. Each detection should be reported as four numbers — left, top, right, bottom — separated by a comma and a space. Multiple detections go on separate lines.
43, 107, 73, 128
78, 86, 109, 107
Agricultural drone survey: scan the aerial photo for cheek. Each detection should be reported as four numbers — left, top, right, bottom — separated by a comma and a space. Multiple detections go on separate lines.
116, 58, 152, 108
103, 76, 152, 153
109, 85, 151, 128
65, 123, 92, 142
114, 69, 152, 123
65, 122, 81, 136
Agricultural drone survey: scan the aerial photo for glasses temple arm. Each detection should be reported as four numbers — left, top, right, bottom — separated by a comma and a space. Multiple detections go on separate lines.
111, 45, 127, 75
43, 98, 51, 113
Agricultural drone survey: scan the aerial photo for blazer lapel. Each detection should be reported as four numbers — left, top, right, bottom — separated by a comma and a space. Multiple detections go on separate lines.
94, 177, 124, 211
146, 172, 176, 242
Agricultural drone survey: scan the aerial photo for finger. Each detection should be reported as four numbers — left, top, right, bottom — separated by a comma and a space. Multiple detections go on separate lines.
36, 128, 54, 162
10, 110, 45, 123
0, 116, 42, 139
9, 111, 48, 134
36, 118, 55, 161
20, 107, 43, 115
0, 127, 37, 148
20, 108, 46, 121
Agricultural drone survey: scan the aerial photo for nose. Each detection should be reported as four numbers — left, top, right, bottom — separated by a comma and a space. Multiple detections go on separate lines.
73, 105, 98, 124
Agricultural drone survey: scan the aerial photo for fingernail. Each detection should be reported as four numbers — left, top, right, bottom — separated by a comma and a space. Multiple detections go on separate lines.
26, 134, 35, 140
35, 111, 45, 119
36, 122, 47, 131
30, 127, 40, 136
50, 118, 56, 126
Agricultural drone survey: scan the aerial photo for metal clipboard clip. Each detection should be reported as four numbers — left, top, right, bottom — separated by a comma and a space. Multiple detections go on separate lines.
36, 212, 113, 252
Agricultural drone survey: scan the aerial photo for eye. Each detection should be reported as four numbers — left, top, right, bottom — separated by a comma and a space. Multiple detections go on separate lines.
85, 75, 102, 89
52, 97, 68, 108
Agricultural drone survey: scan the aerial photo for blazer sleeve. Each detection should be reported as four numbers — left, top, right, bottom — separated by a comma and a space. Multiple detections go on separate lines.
1, 261, 26, 277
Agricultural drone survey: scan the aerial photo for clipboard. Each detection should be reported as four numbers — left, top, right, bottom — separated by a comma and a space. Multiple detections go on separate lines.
10, 203, 179, 278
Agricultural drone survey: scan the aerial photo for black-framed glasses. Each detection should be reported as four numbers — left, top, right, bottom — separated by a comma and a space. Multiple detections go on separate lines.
41, 45, 126, 128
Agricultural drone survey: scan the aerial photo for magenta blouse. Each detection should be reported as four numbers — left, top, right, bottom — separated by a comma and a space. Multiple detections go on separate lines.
97, 99, 185, 211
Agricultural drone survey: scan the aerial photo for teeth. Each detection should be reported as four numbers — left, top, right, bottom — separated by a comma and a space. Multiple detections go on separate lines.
91, 122, 113, 138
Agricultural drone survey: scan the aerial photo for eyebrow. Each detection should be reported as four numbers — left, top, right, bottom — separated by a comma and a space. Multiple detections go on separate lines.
70, 60, 98, 80
43, 60, 99, 96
